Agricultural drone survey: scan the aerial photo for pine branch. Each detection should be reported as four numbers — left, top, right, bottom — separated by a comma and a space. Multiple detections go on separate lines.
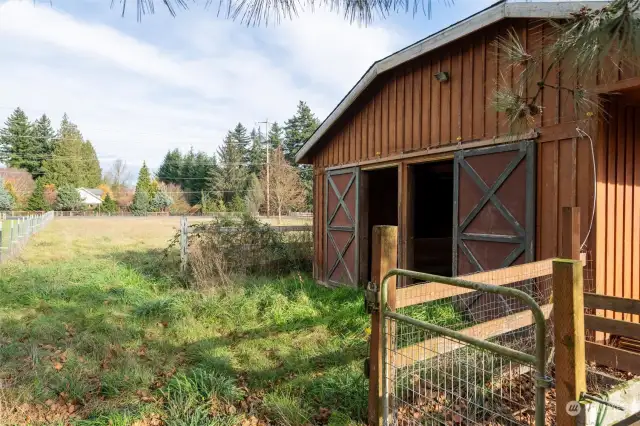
106, 0, 447, 24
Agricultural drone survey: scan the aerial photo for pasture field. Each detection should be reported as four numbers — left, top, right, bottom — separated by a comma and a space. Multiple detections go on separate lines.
0, 217, 366, 425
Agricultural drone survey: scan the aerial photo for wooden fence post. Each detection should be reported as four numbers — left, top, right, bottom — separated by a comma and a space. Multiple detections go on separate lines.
368, 225, 397, 426
553, 258, 586, 426
180, 216, 188, 277
561, 207, 581, 260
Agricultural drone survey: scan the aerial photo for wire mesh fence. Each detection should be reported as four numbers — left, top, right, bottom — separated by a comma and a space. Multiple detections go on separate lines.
383, 262, 555, 425
0, 211, 54, 263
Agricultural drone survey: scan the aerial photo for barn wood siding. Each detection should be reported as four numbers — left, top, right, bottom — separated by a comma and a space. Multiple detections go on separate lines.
596, 96, 640, 325
536, 128, 596, 261
309, 17, 640, 286
311, 19, 637, 168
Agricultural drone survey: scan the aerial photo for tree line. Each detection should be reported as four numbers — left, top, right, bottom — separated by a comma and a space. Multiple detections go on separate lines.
0, 108, 102, 211
155, 100, 319, 214
0, 100, 319, 215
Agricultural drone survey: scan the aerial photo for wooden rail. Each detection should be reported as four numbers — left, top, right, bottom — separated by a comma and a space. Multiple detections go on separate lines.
396, 256, 585, 309
583, 292, 640, 375
395, 304, 553, 367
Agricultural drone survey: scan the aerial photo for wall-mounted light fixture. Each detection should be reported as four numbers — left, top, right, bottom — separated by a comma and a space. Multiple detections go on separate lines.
434, 71, 449, 82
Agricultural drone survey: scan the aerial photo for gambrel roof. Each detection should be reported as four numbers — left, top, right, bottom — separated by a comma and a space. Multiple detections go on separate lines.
295, 0, 609, 163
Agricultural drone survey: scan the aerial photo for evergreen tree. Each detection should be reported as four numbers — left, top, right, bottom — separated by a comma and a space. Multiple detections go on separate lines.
0, 108, 34, 173
0, 177, 14, 211
102, 193, 118, 213
208, 129, 249, 205
283, 101, 319, 211
42, 115, 99, 187
231, 123, 251, 163
179, 149, 195, 191
132, 163, 152, 215
135, 162, 152, 194
190, 151, 211, 204
248, 128, 266, 177
26, 179, 50, 211
82, 140, 102, 187
283, 101, 320, 164
150, 190, 173, 212
30, 114, 56, 176
157, 149, 182, 184
130, 191, 150, 216
268, 122, 284, 150
55, 184, 83, 211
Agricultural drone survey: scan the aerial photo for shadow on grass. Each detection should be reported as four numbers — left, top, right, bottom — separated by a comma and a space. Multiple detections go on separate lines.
105, 249, 182, 283
0, 248, 370, 423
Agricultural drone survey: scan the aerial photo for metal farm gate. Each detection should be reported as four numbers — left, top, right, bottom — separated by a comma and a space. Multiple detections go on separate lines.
377, 266, 554, 426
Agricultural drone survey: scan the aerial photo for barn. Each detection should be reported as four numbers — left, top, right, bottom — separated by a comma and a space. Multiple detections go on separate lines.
295, 0, 640, 310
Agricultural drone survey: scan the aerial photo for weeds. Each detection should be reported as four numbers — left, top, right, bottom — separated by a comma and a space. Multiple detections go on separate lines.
170, 214, 313, 288
0, 218, 368, 425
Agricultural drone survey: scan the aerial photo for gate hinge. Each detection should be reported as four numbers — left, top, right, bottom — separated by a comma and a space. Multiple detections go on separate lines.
364, 282, 379, 314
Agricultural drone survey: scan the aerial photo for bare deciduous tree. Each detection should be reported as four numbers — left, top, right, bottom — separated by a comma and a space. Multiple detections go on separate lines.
104, 159, 132, 194
260, 147, 305, 224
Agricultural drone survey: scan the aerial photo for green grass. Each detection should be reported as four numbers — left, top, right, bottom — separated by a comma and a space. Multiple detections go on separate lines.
0, 218, 466, 425
0, 218, 370, 425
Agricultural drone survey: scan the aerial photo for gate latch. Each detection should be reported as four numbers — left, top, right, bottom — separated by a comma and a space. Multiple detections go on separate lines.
364, 281, 379, 314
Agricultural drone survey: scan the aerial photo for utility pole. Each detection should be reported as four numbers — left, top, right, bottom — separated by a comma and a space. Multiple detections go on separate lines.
257, 120, 270, 217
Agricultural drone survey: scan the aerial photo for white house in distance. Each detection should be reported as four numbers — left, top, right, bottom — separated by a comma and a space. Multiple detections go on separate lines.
77, 188, 103, 207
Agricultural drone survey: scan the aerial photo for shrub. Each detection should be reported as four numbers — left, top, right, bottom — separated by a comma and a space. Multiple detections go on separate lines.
101, 193, 118, 213
170, 214, 312, 288
151, 190, 173, 212
27, 178, 50, 211
130, 190, 150, 216
0, 176, 14, 210
55, 184, 83, 211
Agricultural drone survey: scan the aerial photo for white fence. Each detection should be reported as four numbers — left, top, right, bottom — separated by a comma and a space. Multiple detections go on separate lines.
0, 211, 55, 263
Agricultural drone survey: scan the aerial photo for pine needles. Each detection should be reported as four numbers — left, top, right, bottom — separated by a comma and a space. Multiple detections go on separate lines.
110, 0, 450, 25
492, 0, 640, 132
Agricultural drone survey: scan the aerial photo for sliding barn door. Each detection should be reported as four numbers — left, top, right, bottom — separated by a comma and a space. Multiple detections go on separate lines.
453, 141, 536, 276
325, 167, 360, 287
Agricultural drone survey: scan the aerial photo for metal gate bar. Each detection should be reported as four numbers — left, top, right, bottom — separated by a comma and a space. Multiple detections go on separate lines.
380, 269, 550, 426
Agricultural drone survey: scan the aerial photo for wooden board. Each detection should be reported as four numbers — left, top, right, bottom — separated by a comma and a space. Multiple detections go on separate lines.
397, 255, 586, 308
397, 258, 554, 308
584, 293, 640, 315
395, 304, 553, 368
584, 314, 640, 339
585, 342, 640, 375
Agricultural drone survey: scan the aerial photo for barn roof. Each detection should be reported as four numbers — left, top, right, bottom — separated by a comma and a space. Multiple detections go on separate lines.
295, 0, 609, 164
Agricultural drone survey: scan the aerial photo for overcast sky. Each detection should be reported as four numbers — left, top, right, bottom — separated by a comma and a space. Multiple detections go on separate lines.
0, 0, 499, 171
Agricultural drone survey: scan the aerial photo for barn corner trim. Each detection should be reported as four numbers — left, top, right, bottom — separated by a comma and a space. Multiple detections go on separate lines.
294, 0, 609, 165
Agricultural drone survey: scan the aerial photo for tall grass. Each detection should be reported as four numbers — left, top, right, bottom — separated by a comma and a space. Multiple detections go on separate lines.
0, 220, 369, 425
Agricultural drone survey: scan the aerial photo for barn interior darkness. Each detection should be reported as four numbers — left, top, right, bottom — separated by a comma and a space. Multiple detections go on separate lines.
411, 161, 454, 276
366, 167, 398, 281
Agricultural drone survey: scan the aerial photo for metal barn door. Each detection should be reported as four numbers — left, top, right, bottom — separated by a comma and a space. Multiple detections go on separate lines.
325, 167, 360, 287
453, 141, 536, 276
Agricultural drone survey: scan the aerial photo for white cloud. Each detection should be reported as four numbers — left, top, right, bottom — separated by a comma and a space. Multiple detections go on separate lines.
0, 0, 406, 167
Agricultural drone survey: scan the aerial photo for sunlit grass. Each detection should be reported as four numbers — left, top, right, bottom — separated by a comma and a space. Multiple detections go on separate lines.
0, 217, 367, 425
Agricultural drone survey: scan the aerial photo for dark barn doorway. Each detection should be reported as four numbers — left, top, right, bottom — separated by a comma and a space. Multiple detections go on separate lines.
409, 160, 454, 277
361, 166, 398, 283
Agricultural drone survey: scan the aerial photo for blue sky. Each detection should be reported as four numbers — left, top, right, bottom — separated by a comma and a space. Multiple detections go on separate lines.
0, 0, 499, 170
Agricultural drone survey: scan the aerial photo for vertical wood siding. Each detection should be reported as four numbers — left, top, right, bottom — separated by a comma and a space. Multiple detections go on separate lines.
596, 97, 640, 324
311, 19, 634, 168
309, 17, 639, 284
536, 131, 596, 261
